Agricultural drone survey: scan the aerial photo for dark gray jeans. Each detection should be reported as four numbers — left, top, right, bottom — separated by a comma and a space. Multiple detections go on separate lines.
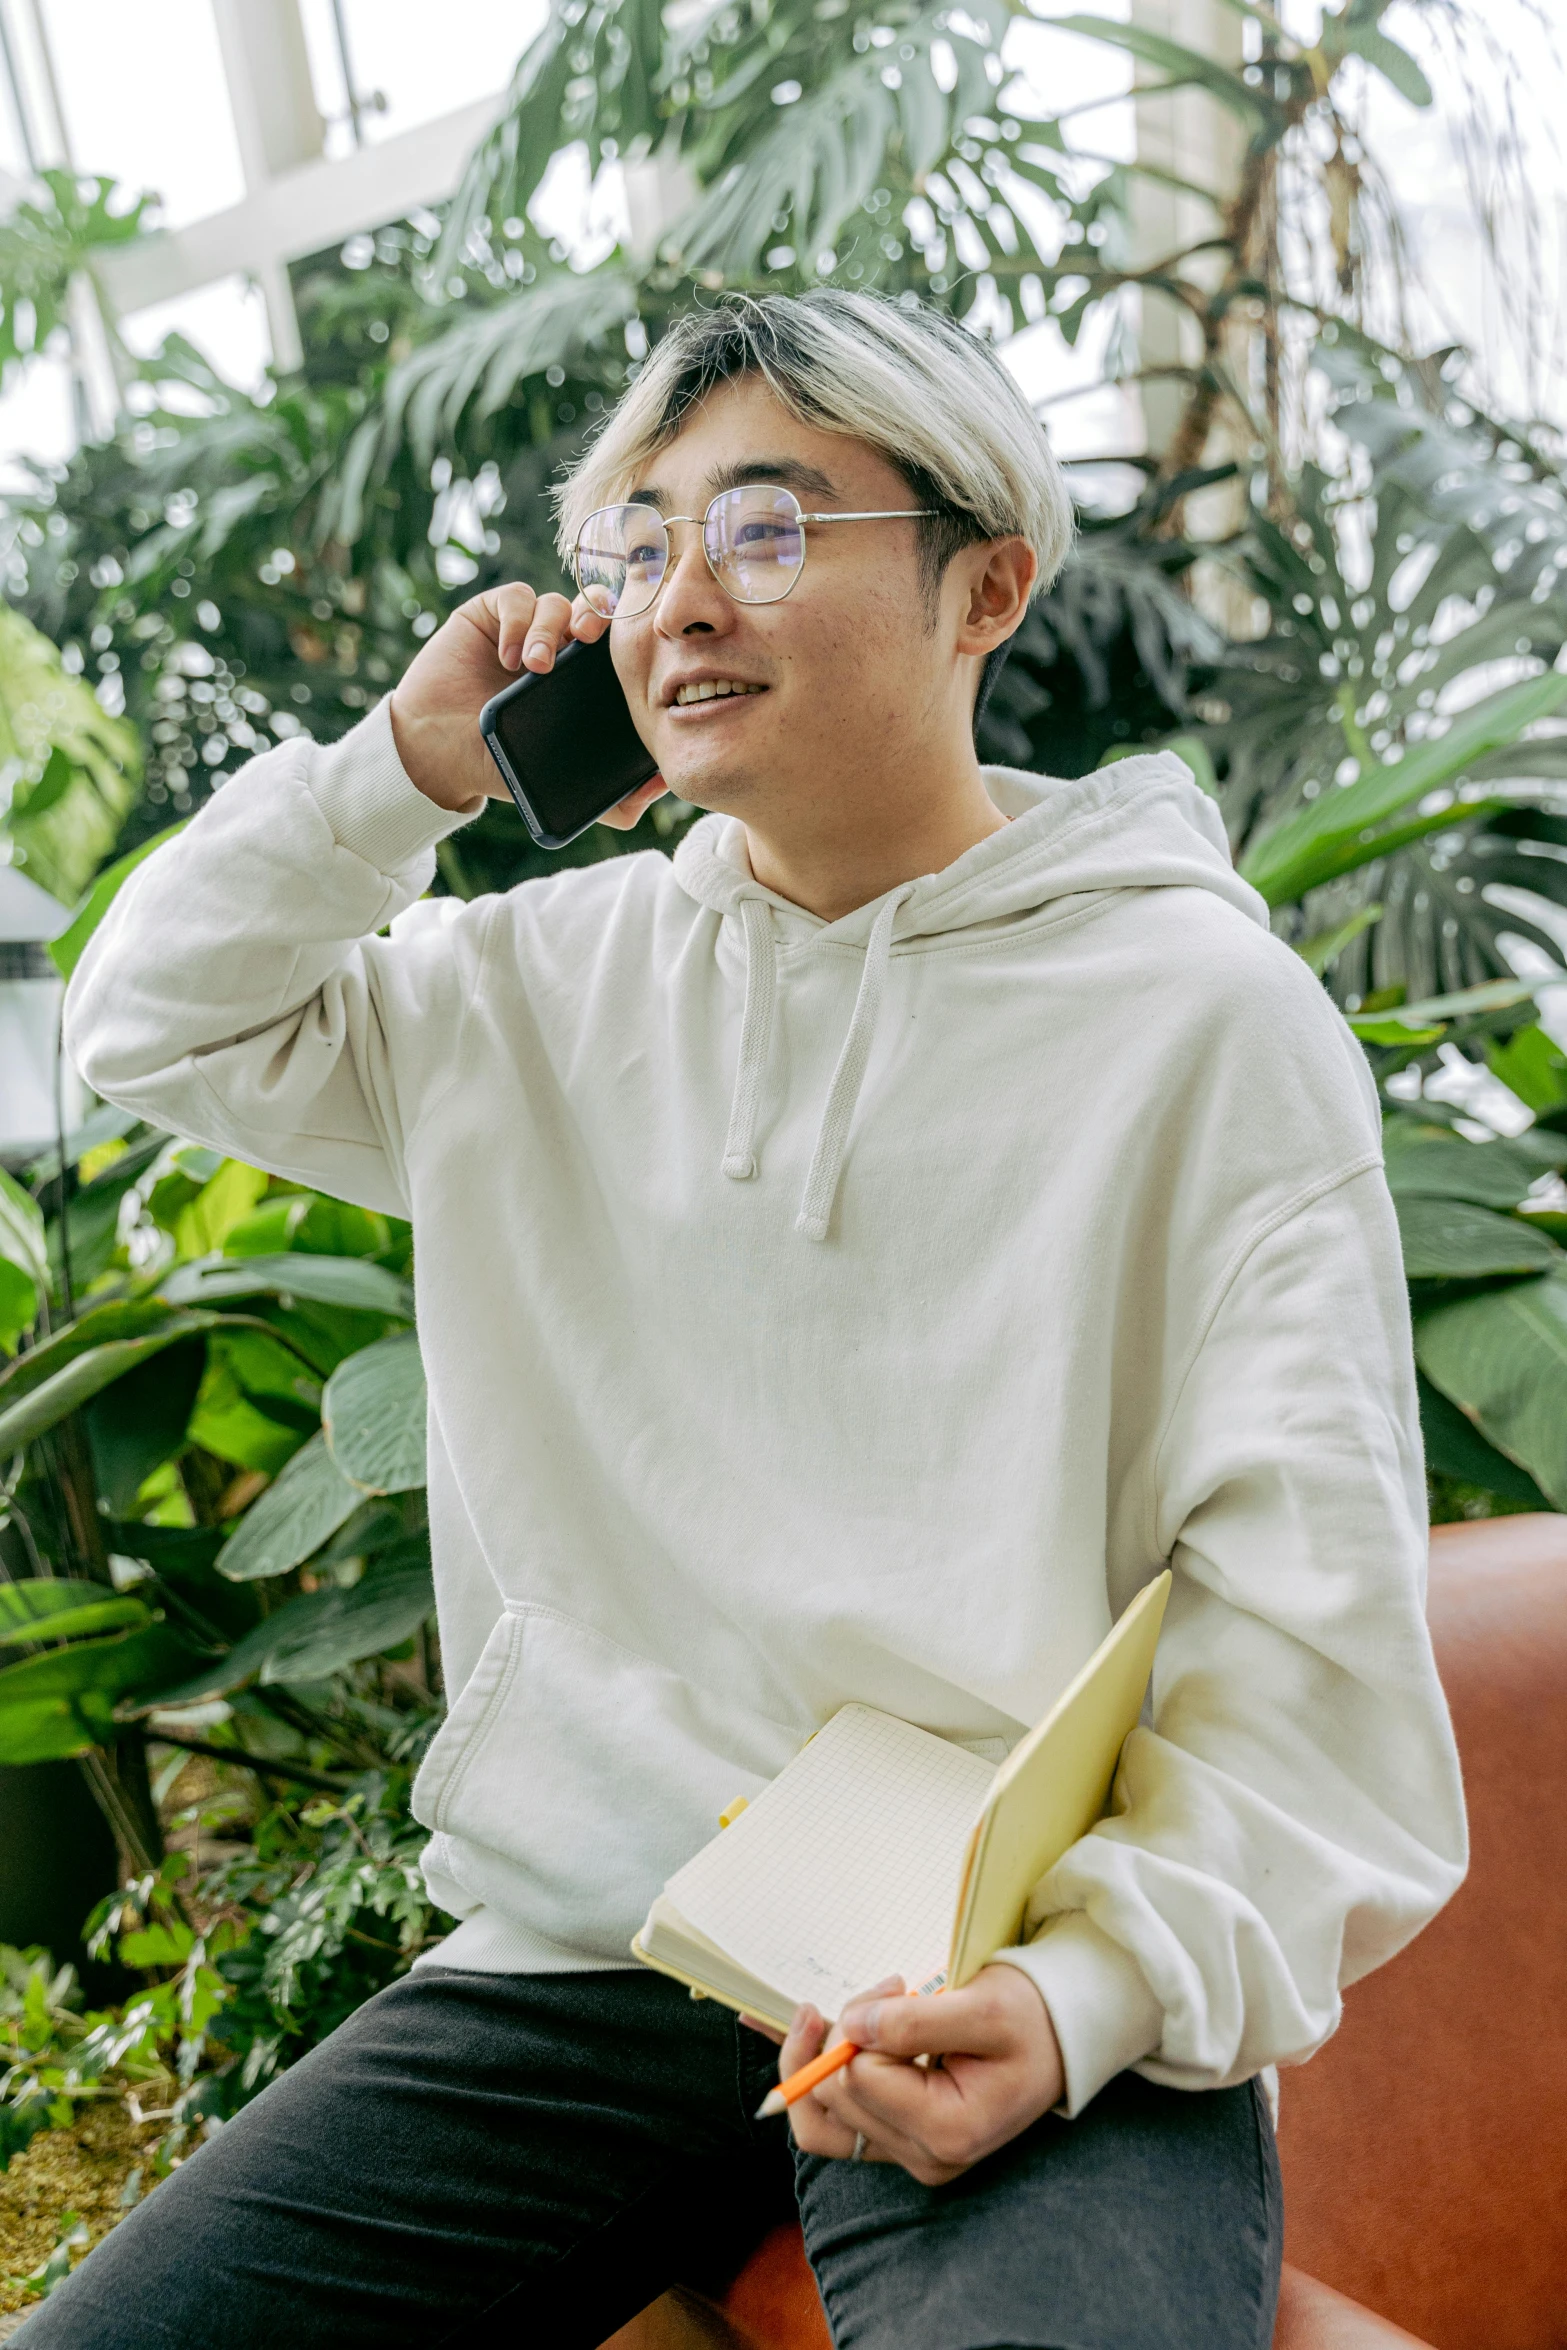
18, 1966, 1281, 2350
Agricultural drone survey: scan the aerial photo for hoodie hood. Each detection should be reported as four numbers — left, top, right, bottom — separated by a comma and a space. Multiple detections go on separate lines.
671, 751, 1269, 1240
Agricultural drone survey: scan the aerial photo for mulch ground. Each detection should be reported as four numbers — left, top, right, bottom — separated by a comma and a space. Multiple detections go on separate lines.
0, 2104, 163, 2315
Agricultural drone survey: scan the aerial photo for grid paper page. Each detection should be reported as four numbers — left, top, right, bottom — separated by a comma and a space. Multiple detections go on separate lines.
664, 1706, 997, 2019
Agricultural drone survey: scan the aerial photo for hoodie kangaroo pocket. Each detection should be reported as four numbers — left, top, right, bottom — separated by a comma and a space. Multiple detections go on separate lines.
411, 1602, 803, 1960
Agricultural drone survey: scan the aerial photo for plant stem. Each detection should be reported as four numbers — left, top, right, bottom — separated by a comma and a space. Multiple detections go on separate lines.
144, 1730, 352, 1795
78, 1742, 162, 1878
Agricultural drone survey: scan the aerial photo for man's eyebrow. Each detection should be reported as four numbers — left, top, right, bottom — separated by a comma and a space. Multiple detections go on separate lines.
625, 457, 841, 510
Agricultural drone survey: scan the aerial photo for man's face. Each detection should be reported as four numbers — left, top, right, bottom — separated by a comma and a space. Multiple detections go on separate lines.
607, 376, 960, 819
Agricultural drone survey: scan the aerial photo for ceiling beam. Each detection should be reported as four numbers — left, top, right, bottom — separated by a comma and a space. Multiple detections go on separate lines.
96, 93, 498, 332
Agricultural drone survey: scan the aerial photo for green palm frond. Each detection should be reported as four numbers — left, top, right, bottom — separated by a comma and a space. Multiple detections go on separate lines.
324, 271, 640, 547
435, 0, 669, 282
1200, 335, 1567, 994
665, 1, 998, 280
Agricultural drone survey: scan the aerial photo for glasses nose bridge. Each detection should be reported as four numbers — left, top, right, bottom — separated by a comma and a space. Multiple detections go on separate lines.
650, 508, 730, 615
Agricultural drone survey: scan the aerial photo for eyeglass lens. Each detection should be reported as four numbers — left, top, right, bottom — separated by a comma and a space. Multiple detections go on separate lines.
575, 486, 806, 618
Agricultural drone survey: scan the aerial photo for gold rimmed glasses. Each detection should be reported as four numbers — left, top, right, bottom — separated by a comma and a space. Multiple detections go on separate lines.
573, 483, 937, 619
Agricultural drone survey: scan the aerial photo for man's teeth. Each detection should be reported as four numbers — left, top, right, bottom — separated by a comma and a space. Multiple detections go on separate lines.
674, 680, 766, 705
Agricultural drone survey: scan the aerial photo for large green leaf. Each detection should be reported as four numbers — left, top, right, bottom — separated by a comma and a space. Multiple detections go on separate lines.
1415, 1274, 1567, 1508
1240, 672, 1567, 907
0, 1309, 227, 1454
0, 1298, 182, 1407
1417, 1373, 1547, 1506
323, 1334, 428, 1495
0, 1622, 201, 1763
434, 0, 665, 284
1209, 339, 1567, 1000
0, 603, 140, 902
1346, 979, 1537, 1051
171, 1159, 269, 1259
140, 1545, 434, 1708
159, 1254, 414, 1320
222, 1193, 390, 1262
0, 1168, 47, 1353
214, 1430, 364, 1583
1487, 1025, 1567, 1121
1383, 1134, 1543, 1211
669, 3, 992, 284
1395, 1196, 1559, 1280
0, 1580, 152, 1650
259, 1552, 435, 1684
184, 1324, 317, 1478
82, 1335, 209, 1515
104, 1520, 225, 1581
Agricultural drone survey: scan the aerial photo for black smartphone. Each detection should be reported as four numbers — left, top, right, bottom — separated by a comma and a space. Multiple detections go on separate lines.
479, 631, 659, 850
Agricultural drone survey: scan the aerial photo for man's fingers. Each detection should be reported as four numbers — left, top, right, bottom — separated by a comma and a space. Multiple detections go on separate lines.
778, 2002, 828, 2081
570, 592, 611, 641
836, 1980, 1015, 2062
518, 590, 576, 672
595, 775, 668, 833
789, 2098, 887, 2163
812, 2050, 985, 2175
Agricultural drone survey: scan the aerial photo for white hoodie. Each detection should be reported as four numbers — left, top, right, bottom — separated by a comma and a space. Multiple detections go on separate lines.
66, 700, 1466, 2116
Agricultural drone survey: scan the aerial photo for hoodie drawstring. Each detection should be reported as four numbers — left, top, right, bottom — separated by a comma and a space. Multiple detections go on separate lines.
796, 883, 914, 1242
721, 895, 777, 1182
721, 883, 914, 1239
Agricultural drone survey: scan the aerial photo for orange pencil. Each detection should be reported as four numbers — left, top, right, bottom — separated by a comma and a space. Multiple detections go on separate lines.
754, 1981, 940, 2119
754, 2033, 861, 2119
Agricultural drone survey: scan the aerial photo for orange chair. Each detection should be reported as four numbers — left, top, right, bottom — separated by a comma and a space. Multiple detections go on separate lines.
608, 1516, 1567, 2350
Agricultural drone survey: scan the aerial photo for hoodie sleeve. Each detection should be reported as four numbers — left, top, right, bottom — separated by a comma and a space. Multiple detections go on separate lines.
64, 701, 487, 1217
993, 1160, 1468, 2115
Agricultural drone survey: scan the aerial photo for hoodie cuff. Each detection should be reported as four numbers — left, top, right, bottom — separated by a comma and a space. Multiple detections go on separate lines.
308, 697, 486, 871
989, 1911, 1165, 2118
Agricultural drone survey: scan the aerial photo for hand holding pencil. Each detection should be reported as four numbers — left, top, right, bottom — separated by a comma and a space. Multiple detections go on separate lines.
753, 1975, 913, 2118
759, 1963, 1066, 2189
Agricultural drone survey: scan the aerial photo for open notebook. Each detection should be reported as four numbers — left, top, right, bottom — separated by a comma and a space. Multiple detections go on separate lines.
632, 1570, 1171, 2030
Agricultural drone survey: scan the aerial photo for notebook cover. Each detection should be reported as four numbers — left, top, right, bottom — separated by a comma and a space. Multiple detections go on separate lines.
946, 1570, 1171, 1987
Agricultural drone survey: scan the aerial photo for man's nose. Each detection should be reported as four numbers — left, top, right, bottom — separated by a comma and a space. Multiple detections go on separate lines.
654, 523, 734, 638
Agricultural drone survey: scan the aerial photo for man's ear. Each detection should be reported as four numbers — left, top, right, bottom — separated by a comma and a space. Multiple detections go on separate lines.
955, 536, 1037, 658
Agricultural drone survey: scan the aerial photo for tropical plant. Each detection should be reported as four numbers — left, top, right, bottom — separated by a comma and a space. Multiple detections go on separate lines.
0, 981, 441, 1867
0, 605, 139, 903
1, 1763, 446, 2219
0, 173, 154, 399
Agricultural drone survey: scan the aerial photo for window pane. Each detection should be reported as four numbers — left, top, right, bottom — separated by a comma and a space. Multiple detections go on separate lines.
0, 38, 33, 176
38, 0, 244, 227
0, 356, 75, 494
122, 276, 274, 399
298, 0, 539, 157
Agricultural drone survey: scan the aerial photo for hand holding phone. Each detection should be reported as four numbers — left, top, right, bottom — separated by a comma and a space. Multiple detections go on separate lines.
388, 582, 666, 836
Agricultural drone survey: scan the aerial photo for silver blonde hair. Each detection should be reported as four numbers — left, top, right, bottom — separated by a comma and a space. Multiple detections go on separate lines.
550, 289, 1074, 620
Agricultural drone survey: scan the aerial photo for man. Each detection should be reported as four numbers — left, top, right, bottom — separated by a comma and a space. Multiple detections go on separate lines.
41, 290, 1464, 2350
